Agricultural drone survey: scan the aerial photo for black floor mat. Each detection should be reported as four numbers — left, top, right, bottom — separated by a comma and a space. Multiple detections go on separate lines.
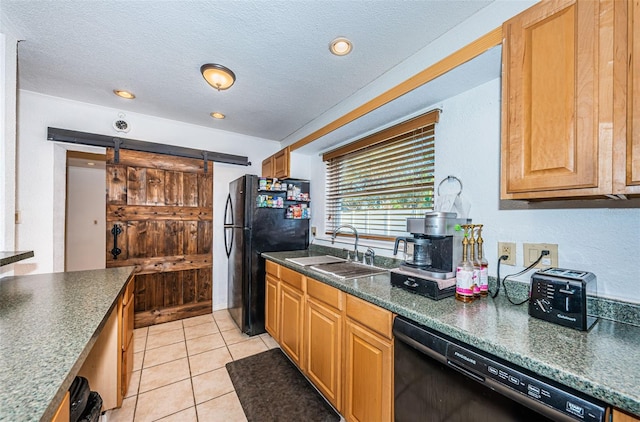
226, 348, 340, 422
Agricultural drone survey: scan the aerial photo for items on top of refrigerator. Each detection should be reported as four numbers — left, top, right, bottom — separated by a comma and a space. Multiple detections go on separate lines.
258, 177, 286, 192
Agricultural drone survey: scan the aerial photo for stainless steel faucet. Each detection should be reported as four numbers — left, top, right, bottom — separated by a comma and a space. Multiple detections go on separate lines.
364, 247, 376, 266
331, 224, 359, 262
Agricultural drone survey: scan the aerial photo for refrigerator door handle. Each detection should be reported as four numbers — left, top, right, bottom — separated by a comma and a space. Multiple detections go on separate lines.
224, 227, 234, 258
224, 194, 234, 226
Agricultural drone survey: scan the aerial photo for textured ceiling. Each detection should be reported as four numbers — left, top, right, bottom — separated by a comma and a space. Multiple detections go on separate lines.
2, 0, 493, 144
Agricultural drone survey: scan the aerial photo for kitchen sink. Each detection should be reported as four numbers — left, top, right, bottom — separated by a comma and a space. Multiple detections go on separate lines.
310, 262, 389, 280
285, 255, 346, 266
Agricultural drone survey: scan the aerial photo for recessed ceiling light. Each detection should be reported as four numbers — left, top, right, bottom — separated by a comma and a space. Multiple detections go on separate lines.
113, 90, 135, 99
329, 37, 352, 56
210, 112, 226, 119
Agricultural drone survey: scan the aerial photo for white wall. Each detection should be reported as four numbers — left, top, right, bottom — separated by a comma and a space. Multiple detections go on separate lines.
310, 78, 640, 304
65, 165, 106, 271
1, 23, 20, 277
15, 90, 279, 310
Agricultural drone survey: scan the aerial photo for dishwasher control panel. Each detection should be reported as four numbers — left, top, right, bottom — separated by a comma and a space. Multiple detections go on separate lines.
393, 316, 609, 422
446, 343, 607, 421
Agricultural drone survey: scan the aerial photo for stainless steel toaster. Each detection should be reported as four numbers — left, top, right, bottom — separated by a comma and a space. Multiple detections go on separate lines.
529, 268, 598, 331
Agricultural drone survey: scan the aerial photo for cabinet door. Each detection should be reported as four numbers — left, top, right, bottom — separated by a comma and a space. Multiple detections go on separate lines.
613, 0, 640, 194
122, 280, 134, 349
51, 391, 70, 422
343, 320, 393, 422
273, 148, 290, 179
613, 408, 640, 422
122, 333, 134, 398
262, 156, 273, 178
628, 0, 640, 190
279, 283, 304, 368
265, 274, 280, 341
121, 295, 134, 396
501, 0, 612, 199
306, 297, 342, 411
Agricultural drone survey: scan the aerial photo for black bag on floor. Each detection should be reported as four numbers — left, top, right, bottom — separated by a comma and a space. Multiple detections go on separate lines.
78, 391, 103, 422
69, 376, 90, 422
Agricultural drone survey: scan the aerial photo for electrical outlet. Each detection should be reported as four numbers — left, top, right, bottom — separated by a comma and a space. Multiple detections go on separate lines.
311, 226, 317, 236
498, 242, 516, 266
523, 243, 558, 268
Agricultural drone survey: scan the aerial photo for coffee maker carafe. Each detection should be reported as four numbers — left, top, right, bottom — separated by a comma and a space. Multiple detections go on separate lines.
393, 235, 432, 268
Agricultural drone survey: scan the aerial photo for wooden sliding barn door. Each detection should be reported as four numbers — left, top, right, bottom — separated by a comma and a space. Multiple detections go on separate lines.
105, 149, 213, 328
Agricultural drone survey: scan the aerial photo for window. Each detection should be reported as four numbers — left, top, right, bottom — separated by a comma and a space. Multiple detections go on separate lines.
324, 109, 439, 240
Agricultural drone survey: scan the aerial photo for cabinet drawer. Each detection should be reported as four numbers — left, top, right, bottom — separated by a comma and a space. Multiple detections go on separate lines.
266, 260, 279, 277
280, 266, 305, 291
346, 295, 393, 340
307, 277, 342, 310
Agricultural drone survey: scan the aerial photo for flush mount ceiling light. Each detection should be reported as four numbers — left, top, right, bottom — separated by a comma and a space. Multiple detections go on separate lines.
210, 112, 226, 119
113, 89, 135, 99
329, 37, 353, 56
201, 63, 236, 91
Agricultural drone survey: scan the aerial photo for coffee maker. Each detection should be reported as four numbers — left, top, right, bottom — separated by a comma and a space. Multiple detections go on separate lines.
391, 212, 470, 300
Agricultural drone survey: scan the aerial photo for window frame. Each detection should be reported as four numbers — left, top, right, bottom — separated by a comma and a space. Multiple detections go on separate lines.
323, 109, 440, 241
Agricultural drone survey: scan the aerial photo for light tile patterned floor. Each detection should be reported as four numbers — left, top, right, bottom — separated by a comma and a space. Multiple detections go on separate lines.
104, 310, 278, 422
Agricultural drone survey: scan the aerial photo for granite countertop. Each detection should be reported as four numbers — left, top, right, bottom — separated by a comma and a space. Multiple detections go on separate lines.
263, 249, 640, 417
0, 267, 135, 422
0, 251, 34, 267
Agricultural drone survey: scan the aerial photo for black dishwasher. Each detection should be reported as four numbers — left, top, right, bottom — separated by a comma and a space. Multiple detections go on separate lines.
393, 316, 609, 422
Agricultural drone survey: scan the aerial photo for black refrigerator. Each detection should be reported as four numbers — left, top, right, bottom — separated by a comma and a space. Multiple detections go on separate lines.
224, 174, 310, 336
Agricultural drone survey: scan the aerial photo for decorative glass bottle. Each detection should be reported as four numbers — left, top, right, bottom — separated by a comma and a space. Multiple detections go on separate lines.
455, 224, 475, 303
476, 224, 489, 296
469, 224, 481, 298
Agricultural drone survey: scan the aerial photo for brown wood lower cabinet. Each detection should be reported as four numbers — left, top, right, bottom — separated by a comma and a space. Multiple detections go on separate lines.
343, 320, 393, 422
78, 277, 135, 412
265, 261, 394, 421
51, 392, 70, 422
121, 278, 135, 398
344, 294, 394, 422
279, 282, 305, 368
614, 409, 640, 422
265, 273, 280, 341
306, 278, 344, 411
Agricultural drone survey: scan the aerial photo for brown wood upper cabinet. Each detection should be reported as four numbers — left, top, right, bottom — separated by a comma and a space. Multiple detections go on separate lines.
613, 0, 640, 195
501, 0, 639, 199
262, 147, 290, 179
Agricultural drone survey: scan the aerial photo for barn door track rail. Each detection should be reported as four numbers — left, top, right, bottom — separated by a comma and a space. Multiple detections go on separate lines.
47, 127, 251, 169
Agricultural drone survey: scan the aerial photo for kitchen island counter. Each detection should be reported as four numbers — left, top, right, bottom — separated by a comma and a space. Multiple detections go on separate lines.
0, 267, 135, 422
263, 249, 640, 417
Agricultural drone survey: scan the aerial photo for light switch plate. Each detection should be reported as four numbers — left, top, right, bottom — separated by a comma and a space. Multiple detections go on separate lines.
523, 243, 558, 268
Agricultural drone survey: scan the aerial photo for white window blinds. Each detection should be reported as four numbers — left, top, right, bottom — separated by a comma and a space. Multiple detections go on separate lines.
323, 110, 439, 240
